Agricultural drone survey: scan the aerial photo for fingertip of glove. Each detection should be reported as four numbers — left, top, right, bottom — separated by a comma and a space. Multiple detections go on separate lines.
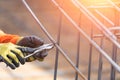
4, 60, 16, 69
14, 62, 20, 67
20, 58, 25, 65
11, 66, 16, 70
11, 50, 25, 65
7, 55, 20, 68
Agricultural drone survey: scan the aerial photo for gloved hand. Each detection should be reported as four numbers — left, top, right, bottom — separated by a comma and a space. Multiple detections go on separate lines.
17, 35, 48, 62
0, 43, 25, 69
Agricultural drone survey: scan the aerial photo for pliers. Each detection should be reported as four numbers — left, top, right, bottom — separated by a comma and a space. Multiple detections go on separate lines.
20, 43, 54, 59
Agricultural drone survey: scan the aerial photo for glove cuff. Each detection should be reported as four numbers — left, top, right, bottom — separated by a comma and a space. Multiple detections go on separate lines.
0, 34, 21, 44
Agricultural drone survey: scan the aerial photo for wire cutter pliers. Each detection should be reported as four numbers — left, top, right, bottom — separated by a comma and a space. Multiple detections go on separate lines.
20, 43, 54, 59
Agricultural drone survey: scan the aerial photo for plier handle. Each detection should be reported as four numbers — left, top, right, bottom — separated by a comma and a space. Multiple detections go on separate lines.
20, 43, 54, 59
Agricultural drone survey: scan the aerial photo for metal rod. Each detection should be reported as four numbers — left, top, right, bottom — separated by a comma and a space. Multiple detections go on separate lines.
93, 33, 120, 38
110, 10, 118, 80
98, 16, 105, 80
75, 13, 81, 80
51, 0, 120, 72
75, 32, 80, 80
97, 1, 120, 5
107, 0, 120, 12
94, 9, 114, 26
110, 44, 117, 80
94, 27, 120, 38
87, 6, 114, 9
88, 43, 92, 80
22, 0, 87, 80
88, 23, 93, 80
85, 1, 120, 5
109, 27, 120, 31
72, 0, 120, 49
54, 10, 62, 80
98, 36, 104, 80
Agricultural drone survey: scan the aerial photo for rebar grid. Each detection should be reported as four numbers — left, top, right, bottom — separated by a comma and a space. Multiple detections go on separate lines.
22, 0, 120, 80
22, 0, 87, 80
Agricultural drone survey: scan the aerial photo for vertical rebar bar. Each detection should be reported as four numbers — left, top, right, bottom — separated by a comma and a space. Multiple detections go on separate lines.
97, 9, 105, 80
54, 11, 62, 80
98, 36, 104, 80
110, 45, 117, 80
88, 23, 93, 80
75, 13, 81, 80
110, 9, 118, 80
75, 32, 80, 80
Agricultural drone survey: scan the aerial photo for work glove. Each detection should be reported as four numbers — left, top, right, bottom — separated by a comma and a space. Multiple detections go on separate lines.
17, 35, 48, 62
0, 43, 25, 69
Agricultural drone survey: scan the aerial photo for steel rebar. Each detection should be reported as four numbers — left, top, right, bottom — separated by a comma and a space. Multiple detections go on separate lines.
52, 0, 120, 72
22, 0, 87, 80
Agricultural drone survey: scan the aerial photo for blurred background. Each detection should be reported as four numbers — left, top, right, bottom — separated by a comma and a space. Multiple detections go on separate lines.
0, 0, 120, 80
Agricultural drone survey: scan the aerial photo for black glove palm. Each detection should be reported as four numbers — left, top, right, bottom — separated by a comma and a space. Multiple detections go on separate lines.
17, 36, 48, 62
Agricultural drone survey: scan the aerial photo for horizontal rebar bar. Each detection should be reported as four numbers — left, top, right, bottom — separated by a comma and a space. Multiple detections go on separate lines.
109, 27, 120, 31
87, 6, 114, 8
85, 1, 120, 5
93, 27, 120, 38
93, 33, 120, 38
